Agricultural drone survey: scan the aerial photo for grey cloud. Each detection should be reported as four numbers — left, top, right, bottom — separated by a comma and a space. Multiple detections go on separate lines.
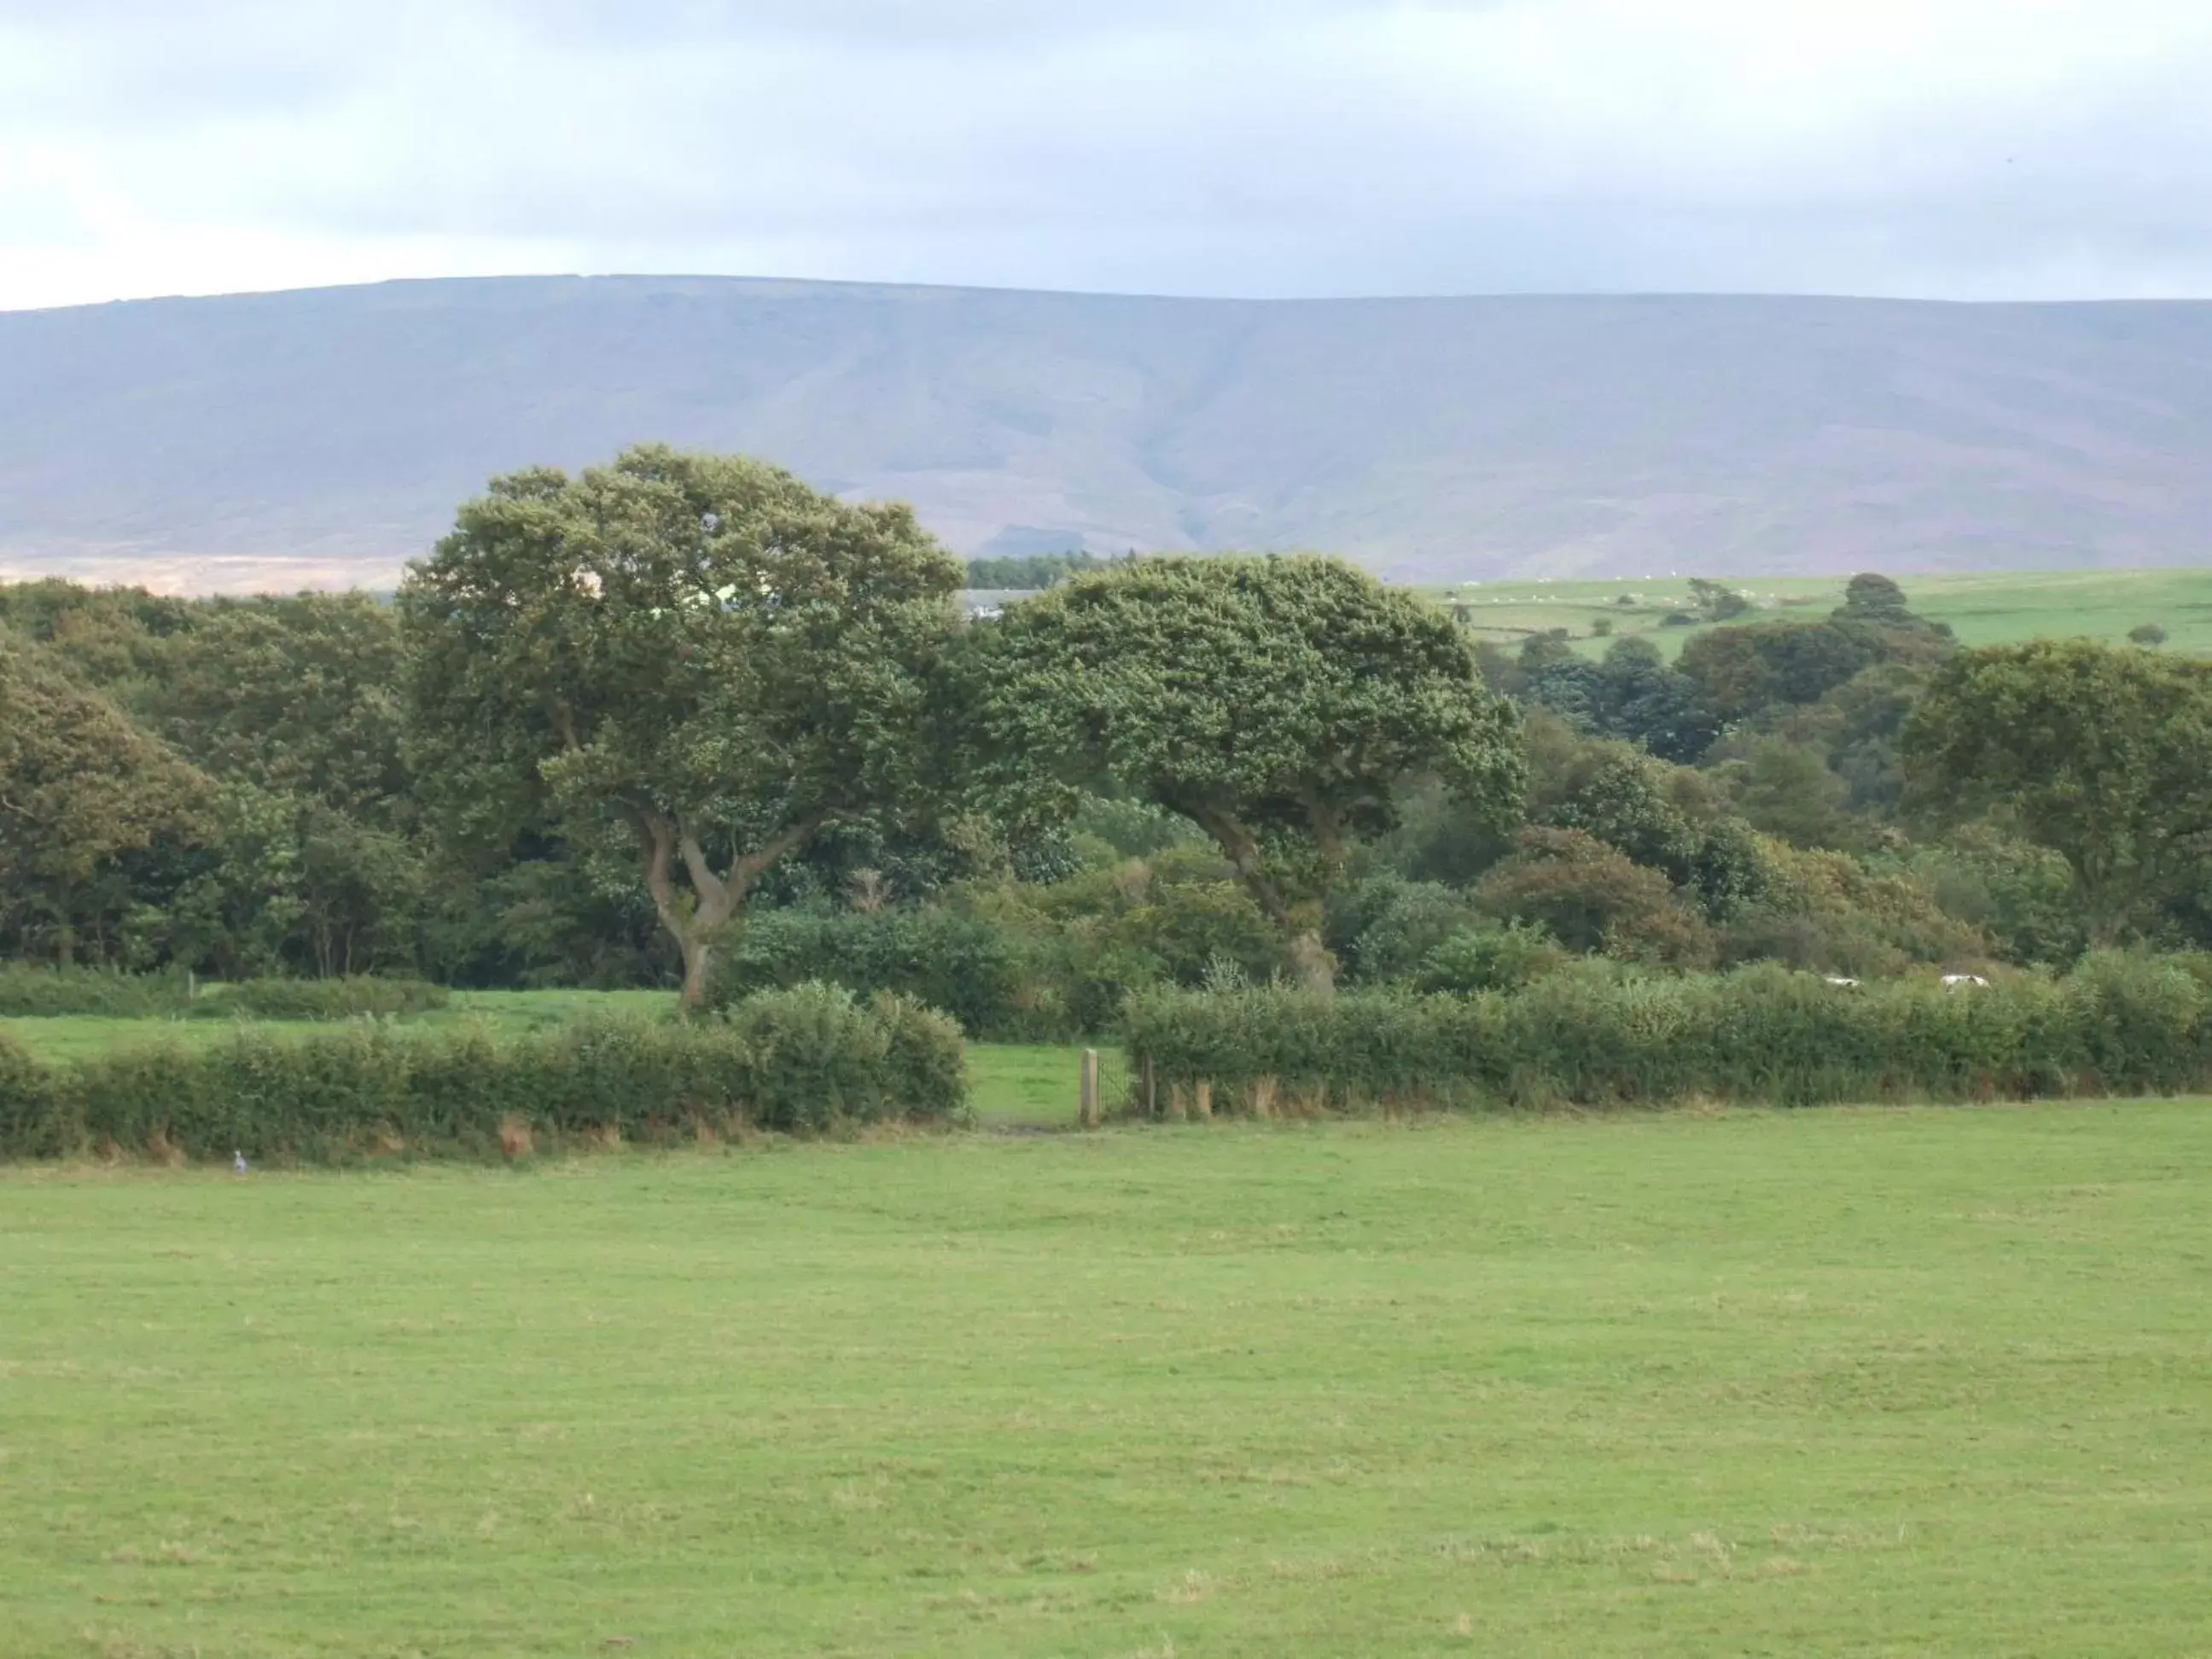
3, 0, 2210, 307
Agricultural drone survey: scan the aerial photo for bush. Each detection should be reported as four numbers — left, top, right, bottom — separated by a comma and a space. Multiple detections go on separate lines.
1332, 876, 1487, 984
4, 992, 966, 1163
1121, 953, 2212, 1115
712, 910, 1019, 1036
0, 964, 194, 1017
1415, 922, 1565, 993
719, 984, 965, 1132
0, 966, 451, 1021
711, 897, 1186, 1040
1477, 828, 1716, 966
0, 1030, 68, 1157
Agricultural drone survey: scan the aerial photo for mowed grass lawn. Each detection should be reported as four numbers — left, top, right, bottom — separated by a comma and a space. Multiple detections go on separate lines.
4, 1106, 2210, 1656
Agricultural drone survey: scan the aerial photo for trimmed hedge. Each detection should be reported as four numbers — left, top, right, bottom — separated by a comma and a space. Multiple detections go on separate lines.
0, 967, 449, 1021
1121, 953, 2212, 1113
0, 987, 964, 1163
0, 1030, 65, 1158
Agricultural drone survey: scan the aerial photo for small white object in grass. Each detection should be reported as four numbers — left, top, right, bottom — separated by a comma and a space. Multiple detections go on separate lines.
1941, 974, 1991, 990
233, 1151, 248, 1174
1823, 976, 1860, 988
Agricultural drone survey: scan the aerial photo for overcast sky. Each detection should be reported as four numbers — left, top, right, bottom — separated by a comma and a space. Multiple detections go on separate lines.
4, 0, 2209, 311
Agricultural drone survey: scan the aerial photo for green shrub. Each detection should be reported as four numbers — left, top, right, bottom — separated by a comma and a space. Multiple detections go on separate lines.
1335, 877, 1487, 984
711, 904, 1167, 1040
2062, 951, 2208, 1094
0, 967, 450, 1021
1121, 955, 2212, 1115
870, 992, 969, 1123
713, 910, 1019, 1036
720, 981, 955, 1141
1415, 922, 1565, 993
0, 964, 194, 1017
9, 993, 964, 1163
0, 1030, 70, 1157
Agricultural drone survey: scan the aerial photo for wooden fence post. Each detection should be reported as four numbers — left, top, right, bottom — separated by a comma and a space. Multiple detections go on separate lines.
1080, 1048, 1100, 1129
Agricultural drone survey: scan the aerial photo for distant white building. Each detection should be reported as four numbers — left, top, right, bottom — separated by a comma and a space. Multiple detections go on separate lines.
960, 588, 1043, 620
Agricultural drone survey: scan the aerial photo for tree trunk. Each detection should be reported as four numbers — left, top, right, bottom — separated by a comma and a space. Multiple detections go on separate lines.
1289, 928, 1337, 994
638, 808, 827, 1012
680, 933, 715, 1009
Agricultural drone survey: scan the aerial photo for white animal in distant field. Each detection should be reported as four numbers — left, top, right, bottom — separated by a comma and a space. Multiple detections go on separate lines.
233, 1150, 249, 1173
1941, 974, 1991, 991
1823, 976, 1861, 988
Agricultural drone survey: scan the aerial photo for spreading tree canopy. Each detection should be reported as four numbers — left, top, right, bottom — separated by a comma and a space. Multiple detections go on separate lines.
0, 633, 213, 964
1902, 638, 2212, 942
967, 556, 1524, 984
399, 446, 964, 1004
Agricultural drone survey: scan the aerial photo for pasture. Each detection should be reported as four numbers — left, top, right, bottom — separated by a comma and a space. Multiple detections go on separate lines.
1419, 567, 2212, 659
5, 1102, 2209, 1656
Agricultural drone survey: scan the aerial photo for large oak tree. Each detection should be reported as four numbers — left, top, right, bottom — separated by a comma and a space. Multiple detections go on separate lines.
967, 556, 1523, 985
400, 446, 964, 1005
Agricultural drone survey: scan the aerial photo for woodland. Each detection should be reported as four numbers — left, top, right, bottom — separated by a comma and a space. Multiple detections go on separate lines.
3, 445, 2209, 1041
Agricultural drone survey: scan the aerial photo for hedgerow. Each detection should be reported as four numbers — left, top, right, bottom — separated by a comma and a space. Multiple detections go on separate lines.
0, 966, 448, 1021
1121, 952, 2212, 1114
0, 964, 195, 1017
0, 1030, 65, 1158
0, 987, 964, 1163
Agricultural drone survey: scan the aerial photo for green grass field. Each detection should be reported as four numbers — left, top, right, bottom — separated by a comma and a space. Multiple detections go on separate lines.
1416, 568, 2212, 661
4, 1103, 2209, 1656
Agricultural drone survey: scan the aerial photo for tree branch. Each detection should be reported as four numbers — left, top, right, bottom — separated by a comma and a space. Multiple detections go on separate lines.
637, 810, 684, 938
731, 813, 830, 895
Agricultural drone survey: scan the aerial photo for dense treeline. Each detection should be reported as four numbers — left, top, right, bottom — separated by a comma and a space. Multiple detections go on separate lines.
6, 448, 2212, 1035
962, 550, 1113, 589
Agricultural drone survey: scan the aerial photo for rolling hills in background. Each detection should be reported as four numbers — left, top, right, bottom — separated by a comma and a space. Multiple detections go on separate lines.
3, 275, 2210, 592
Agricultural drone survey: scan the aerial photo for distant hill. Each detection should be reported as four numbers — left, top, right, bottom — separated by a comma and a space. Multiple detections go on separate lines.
3, 276, 2210, 591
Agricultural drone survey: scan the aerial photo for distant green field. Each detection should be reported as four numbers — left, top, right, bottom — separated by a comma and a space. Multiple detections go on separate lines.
4, 1104, 2209, 1656
1416, 567, 2212, 660
965, 1041, 1093, 1127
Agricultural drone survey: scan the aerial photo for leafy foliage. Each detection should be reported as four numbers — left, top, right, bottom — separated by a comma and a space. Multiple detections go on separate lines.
963, 550, 1110, 589
3, 530, 2206, 1018
969, 555, 1523, 979
400, 445, 965, 1004
1904, 640, 2212, 940
0, 632, 214, 964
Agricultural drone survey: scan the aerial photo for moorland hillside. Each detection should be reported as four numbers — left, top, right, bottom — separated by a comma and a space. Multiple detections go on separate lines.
5, 276, 2212, 588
